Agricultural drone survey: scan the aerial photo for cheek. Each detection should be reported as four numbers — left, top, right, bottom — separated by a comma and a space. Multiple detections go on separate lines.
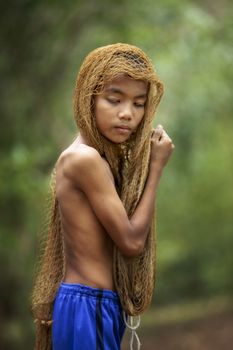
135, 110, 145, 127
95, 100, 104, 123
95, 98, 110, 116
95, 103, 111, 131
95, 100, 115, 122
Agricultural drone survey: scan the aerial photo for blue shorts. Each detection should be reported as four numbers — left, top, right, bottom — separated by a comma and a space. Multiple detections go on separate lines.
52, 283, 126, 350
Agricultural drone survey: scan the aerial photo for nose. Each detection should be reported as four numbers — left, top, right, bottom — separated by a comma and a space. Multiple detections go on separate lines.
118, 103, 133, 121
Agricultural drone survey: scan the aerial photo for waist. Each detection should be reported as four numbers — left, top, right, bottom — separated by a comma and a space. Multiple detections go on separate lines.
58, 282, 120, 302
64, 259, 115, 290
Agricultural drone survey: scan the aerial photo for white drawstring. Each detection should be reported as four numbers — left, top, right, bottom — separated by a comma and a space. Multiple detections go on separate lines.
123, 312, 141, 350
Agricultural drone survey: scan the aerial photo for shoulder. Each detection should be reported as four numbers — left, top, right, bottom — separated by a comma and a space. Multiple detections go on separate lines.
59, 144, 101, 172
57, 145, 107, 185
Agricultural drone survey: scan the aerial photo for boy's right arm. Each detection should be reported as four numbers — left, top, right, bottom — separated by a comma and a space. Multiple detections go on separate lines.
65, 126, 174, 258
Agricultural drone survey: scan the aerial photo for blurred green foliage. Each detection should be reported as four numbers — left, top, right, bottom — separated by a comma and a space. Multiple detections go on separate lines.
1, 0, 232, 348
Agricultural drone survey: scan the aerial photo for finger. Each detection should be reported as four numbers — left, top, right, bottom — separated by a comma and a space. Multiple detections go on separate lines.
159, 130, 172, 142
152, 126, 163, 140
152, 125, 163, 133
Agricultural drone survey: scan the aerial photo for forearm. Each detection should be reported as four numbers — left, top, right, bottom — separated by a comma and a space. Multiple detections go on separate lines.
129, 163, 163, 244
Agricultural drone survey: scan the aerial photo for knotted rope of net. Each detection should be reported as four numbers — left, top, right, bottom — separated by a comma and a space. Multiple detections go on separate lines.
31, 43, 163, 349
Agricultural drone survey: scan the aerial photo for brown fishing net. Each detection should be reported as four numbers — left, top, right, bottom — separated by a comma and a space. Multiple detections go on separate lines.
31, 43, 164, 349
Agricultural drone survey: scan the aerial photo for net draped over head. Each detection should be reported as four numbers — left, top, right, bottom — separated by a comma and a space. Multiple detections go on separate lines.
31, 43, 164, 349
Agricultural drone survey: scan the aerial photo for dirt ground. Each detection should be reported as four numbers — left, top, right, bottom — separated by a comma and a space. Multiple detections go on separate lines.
122, 308, 233, 350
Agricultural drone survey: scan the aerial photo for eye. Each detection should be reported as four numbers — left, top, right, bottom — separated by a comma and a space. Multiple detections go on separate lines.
107, 97, 120, 104
134, 102, 145, 108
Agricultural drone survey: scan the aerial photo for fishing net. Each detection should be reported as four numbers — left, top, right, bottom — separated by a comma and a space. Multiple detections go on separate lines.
31, 43, 163, 349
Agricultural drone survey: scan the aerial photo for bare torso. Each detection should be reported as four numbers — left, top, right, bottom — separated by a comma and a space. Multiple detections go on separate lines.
55, 126, 174, 292
56, 138, 115, 290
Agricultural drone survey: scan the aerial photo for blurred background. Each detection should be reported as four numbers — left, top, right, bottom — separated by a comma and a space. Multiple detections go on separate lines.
1, 0, 233, 349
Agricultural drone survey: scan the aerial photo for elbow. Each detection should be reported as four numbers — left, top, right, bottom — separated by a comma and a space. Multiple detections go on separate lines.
120, 239, 144, 258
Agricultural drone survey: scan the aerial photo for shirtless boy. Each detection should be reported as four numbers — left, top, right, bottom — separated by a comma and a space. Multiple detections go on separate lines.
32, 43, 174, 350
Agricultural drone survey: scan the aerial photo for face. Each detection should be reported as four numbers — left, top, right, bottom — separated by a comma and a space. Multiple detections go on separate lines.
94, 74, 148, 144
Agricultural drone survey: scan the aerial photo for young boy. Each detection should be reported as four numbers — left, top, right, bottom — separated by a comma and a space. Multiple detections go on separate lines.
32, 43, 174, 350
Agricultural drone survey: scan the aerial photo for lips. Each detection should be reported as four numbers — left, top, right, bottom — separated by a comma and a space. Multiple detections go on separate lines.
114, 125, 131, 135
115, 125, 131, 131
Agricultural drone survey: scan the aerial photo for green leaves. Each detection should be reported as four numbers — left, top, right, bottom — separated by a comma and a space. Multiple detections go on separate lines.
1, 0, 233, 347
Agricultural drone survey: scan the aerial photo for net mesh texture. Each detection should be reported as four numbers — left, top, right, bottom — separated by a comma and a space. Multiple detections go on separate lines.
31, 43, 164, 349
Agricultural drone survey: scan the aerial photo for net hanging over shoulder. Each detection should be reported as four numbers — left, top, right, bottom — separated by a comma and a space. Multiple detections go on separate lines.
31, 43, 164, 349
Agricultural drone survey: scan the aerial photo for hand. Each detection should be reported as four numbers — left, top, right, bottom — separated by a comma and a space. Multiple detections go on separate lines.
150, 125, 175, 170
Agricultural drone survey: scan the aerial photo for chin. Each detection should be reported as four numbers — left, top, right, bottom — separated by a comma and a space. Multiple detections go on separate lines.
102, 134, 130, 144
111, 137, 130, 144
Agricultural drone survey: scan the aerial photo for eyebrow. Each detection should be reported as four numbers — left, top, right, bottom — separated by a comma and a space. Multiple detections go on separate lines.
105, 87, 147, 99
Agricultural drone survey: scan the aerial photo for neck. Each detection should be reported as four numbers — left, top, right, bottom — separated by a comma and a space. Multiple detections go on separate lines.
73, 132, 91, 146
